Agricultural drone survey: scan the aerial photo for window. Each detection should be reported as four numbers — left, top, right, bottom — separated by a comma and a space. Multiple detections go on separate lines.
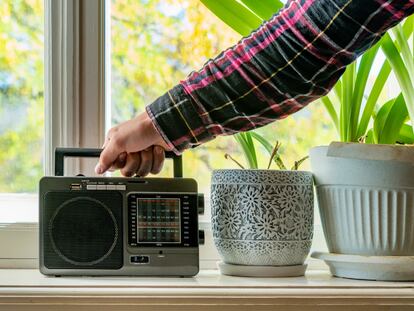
10, 0, 401, 267
0, 0, 44, 222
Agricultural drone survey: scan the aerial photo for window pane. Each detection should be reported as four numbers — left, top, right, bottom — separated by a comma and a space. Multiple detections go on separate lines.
0, 1, 44, 193
109, 0, 336, 196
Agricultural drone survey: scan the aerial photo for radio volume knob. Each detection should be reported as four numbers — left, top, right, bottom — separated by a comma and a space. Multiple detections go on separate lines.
197, 193, 204, 215
198, 230, 205, 245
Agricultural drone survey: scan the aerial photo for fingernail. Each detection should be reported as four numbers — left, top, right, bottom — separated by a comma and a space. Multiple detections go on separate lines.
95, 163, 103, 174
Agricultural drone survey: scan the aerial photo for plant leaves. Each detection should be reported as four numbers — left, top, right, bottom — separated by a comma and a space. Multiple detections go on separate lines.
250, 132, 286, 169
356, 57, 391, 139
200, 0, 262, 36
320, 96, 339, 133
238, 0, 283, 20
350, 44, 380, 140
340, 62, 356, 142
234, 133, 258, 169
382, 32, 414, 132
374, 93, 408, 144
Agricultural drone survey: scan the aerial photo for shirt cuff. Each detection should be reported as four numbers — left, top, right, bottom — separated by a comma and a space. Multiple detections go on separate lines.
146, 84, 214, 154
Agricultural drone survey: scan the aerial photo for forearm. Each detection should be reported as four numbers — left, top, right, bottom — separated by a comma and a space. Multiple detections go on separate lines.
147, 0, 414, 154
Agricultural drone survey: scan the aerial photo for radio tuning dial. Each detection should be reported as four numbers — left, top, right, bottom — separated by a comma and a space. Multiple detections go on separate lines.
197, 193, 204, 215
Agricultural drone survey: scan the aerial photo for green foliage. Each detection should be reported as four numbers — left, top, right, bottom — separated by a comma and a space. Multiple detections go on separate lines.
321, 16, 414, 144
381, 19, 414, 132
0, 0, 44, 192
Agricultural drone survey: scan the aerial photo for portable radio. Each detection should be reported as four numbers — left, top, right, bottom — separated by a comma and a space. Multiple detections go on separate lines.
39, 148, 204, 277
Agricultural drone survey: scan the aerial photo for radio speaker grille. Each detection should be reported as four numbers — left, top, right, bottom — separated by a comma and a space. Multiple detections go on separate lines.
42, 191, 123, 269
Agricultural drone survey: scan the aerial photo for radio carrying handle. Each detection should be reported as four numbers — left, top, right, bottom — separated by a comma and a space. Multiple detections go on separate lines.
54, 148, 183, 178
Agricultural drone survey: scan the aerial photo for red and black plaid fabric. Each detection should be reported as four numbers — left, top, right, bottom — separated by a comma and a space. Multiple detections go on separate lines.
146, 0, 414, 154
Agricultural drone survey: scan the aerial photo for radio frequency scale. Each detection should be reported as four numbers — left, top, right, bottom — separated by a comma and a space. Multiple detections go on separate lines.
39, 148, 204, 277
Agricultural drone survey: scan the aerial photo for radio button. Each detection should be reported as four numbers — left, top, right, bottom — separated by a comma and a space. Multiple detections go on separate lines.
97, 185, 107, 190
116, 185, 126, 191
86, 184, 97, 190
106, 184, 116, 190
130, 255, 150, 264
198, 193, 205, 215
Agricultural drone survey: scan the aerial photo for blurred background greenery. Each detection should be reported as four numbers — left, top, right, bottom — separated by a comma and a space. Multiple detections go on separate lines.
0, 0, 338, 194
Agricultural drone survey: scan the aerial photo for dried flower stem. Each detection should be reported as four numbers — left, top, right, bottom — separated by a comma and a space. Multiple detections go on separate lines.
267, 141, 281, 169
224, 153, 245, 169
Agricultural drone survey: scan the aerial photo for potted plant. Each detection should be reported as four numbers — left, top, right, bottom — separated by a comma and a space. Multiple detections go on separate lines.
211, 134, 313, 277
201, 0, 414, 280
310, 18, 414, 281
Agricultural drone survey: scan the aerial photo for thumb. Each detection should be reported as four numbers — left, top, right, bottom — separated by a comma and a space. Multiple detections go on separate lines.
95, 138, 124, 174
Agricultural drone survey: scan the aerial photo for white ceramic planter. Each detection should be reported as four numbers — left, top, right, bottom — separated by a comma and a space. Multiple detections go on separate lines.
310, 144, 414, 256
211, 169, 314, 267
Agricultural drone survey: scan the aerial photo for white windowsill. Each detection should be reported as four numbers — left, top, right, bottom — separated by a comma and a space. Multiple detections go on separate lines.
0, 269, 413, 310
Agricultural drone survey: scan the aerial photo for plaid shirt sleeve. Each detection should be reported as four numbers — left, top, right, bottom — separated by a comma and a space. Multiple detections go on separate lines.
146, 0, 414, 154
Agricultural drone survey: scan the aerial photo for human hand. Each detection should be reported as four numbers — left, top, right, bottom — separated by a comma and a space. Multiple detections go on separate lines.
95, 111, 171, 176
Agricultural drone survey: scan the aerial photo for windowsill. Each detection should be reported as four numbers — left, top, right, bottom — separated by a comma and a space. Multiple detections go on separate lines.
0, 269, 413, 310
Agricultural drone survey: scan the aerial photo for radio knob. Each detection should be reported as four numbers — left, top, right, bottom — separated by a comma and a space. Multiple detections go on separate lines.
197, 193, 204, 215
198, 230, 205, 245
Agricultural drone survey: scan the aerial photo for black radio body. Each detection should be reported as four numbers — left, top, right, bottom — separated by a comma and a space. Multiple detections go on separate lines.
39, 148, 204, 277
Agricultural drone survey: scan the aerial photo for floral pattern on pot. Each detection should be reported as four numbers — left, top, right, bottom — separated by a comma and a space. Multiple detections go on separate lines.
211, 182, 314, 241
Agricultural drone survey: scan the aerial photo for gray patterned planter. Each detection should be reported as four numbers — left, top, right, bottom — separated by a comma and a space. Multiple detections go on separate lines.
211, 169, 314, 266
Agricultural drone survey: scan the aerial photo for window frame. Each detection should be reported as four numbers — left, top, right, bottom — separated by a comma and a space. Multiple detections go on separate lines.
0, 0, 106, 267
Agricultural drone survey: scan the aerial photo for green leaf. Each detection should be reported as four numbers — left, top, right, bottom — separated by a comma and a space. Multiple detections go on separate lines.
356, 58, 391, 139
392, 25, 414, 81
350, 44, 380, 140
365, 128, 375, 144
373, 94, 408, 144
333, 79, 342, 101
373, 97, 394, 144
250, 132, 286, 169
320, 96, 339, 133
382, 32, 414, 131
244, 132, 258, 168
397, 124, 414, 144
249, 131, 273, 153
379, 94, 408, 144
238, 0, 284, 20
200, 0, 262, 36
234, 133, 258, 169
340, 62, 355, 142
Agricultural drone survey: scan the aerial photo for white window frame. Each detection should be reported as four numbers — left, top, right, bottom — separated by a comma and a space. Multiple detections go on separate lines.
0, 0, 106, 268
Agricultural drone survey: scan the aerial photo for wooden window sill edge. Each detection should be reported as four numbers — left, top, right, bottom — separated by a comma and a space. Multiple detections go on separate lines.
0, 269, 413, 310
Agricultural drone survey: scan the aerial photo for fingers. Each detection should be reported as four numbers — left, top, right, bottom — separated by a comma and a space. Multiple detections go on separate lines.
136, 148, 153, 177
103, 146, 166, 177
96, 131, 124, 174
151, 146, 165, 174
108, 152, 127, 172
120, 152, 141, 177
